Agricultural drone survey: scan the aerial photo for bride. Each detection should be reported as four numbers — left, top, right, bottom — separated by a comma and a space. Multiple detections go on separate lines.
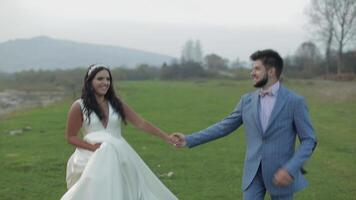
60, 64, 178, 200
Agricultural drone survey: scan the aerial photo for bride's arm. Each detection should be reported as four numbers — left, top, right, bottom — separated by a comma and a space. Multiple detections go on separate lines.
122, 102, 172, 144
65, 101, 100, 151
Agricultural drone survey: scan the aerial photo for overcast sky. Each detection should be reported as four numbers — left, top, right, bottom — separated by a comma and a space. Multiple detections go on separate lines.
1, 0, 311, 62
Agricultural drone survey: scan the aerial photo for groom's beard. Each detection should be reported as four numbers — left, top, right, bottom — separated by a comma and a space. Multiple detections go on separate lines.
254, 73, 268, 88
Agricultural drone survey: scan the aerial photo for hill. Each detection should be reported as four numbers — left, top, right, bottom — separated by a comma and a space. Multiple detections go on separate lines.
0, 36, 174, 72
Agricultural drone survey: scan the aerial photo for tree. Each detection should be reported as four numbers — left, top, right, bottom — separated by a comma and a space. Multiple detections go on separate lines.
333, 0, 356, 74
306, 0, 336, 74
231, 58, 248, 68
193, 40, 203, 64
306, 0, 356, 75
181, 40, 203, 63
343, 50, 356, 73
133, 64, 160, 80
160, 61, 205, 79
204, 54, 228, 72
294, 42, 322, 76
181, 40, 194, 63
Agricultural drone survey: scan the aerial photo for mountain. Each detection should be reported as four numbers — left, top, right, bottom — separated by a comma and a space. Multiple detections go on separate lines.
0, 36, 174, 72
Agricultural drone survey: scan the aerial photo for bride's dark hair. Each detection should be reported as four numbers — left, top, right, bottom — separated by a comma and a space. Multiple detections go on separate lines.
81, 64, 126, 124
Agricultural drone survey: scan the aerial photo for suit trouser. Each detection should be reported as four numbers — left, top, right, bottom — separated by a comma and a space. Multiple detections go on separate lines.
243, 164, 293, 200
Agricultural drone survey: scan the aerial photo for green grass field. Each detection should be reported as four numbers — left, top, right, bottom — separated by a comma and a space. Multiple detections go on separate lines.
1, 79, 356, 200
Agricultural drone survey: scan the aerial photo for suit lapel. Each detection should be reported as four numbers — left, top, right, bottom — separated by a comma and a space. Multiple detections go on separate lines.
264, 85, 289, 134
251, 90, 263, 134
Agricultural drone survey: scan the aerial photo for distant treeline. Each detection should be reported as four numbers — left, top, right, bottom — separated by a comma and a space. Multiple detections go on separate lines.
283, 42, 356, 80
0, 62, 250, 94
0, 54, 355, 94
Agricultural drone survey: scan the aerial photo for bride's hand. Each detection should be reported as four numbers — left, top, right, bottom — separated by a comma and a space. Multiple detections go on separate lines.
162, 134, 174, 145
91, 143, 102, 151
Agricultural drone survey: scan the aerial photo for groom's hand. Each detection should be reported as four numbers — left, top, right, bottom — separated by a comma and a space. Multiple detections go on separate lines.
273, 168, 293, 186
170, 133, 187, 148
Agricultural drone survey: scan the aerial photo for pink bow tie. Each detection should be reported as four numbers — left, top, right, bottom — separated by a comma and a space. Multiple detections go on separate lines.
260, 90, 273, 97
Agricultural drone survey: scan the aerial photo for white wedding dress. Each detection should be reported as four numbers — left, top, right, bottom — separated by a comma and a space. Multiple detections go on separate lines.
61, 99, 178, 200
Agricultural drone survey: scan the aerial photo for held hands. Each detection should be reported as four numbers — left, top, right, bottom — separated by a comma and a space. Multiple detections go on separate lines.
273, 168, 293, 186
169, 132, 187, 148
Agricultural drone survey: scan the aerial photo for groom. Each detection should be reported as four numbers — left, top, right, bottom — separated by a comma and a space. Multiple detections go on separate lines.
171, 49, 317, 200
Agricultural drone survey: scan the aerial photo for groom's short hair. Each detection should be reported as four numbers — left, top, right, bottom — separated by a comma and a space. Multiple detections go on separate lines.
250, 49, 283, 79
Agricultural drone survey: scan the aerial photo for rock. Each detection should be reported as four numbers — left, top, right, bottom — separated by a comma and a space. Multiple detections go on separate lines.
158, 171, 174, 178
7, 126, 32, 136
9, 129, 23, 136
167, 171, 174, 177
23, 126, 32, 131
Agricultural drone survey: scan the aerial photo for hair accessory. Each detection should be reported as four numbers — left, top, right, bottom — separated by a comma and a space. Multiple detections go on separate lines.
88, 64, 108, 76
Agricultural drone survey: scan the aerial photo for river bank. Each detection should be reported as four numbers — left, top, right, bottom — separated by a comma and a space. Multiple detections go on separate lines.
0, 90, 65, 117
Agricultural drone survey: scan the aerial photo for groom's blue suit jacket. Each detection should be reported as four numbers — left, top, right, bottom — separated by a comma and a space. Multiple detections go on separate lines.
186, 85, 317, 195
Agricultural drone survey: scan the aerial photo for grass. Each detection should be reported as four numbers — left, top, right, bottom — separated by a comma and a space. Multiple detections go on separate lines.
0, 79, 356, 200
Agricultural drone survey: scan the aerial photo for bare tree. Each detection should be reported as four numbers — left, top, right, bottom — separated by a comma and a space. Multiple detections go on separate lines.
295, 41, 322, 76
306, 0, 336, 74
306, 0, 356, 75
194, 40, 203, 64
181, 40, 203, 63
333, 0, 356, 74
181, 40, 194, 63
